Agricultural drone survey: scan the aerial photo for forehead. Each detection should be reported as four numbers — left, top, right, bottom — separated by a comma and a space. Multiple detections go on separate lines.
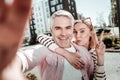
53, 16, 72, 27
74, 22, 90, 30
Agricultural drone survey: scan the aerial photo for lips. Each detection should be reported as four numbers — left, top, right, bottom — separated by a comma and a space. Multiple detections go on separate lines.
76, 40, 81, 43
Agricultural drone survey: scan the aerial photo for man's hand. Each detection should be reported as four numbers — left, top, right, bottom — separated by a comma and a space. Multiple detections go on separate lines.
0, 0, 31, 74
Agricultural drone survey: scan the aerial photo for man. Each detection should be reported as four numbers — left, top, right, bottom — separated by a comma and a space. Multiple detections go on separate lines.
16, 10, 93, 80
0, 0, 31, 80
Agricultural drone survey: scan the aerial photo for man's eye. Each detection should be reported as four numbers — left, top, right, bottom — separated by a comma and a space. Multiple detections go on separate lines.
55, 27, 60, 30
66, 26, 72, 29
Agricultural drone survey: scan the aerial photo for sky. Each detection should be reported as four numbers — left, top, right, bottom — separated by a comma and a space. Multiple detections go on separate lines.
75, 0, 111, 26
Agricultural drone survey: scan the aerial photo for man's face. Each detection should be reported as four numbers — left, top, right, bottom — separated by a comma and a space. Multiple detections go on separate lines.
51, 16, 73, 48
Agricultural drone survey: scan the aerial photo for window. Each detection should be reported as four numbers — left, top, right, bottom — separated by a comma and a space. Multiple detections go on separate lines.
55, 0, 58, 4
38, 7, 40, 11
72, 7, 74, 11
60, 0, 62, 3
69, 6, 71, 10
51, 7, 55, 12
37, 19, 39, 22
68, 0, 70, 4
47, 14, 50, 18
51, 0, 55, 6
71, 1, 73, 5
57, 4, 63, 10
45, 2, 48, 6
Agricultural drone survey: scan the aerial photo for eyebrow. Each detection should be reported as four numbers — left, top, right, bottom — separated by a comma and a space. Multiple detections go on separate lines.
74, 28, 85, 31
54, 25, 72, 28
66, 25, 72, 28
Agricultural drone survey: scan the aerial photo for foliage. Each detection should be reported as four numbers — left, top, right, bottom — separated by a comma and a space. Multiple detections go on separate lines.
26, 73, 38, 80
102, 35, 120, 49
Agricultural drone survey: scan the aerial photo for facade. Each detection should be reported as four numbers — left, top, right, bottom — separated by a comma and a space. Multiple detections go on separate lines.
32, 0, 51, 35
111, 0, 120, 37
48, 0, 78, 19
24, 0, 51, 43
111, 0, 120, 27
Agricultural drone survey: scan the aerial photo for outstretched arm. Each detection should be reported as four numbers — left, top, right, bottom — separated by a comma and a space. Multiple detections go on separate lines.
0, 0, 32, 79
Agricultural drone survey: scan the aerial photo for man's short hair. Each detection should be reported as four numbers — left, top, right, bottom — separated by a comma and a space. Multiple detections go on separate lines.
50, 10, 74, 28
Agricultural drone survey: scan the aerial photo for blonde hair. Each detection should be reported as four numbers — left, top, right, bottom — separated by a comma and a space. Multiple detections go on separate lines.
74, 18, 94, 31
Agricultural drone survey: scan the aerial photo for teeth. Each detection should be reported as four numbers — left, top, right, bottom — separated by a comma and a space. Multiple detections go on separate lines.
59, 38, 67, 40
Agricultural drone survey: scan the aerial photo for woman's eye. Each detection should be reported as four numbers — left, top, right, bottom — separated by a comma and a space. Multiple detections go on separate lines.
80, 30, 84, 33
73, 31, 77, 34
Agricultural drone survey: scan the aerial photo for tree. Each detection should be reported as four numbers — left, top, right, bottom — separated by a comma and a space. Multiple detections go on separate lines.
96, 12, 107, 29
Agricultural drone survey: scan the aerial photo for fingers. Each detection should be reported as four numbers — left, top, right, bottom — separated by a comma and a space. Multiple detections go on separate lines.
73, 58, 85, 69
96, 41, 105, 49
13, 0, 32, 16
0, 0, 7, 22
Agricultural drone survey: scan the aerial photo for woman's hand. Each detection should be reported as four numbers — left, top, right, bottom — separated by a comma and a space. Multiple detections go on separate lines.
91, 31, 106, 66
55, 48, 85, 69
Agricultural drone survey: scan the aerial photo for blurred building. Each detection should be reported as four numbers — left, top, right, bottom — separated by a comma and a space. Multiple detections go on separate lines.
111, 0, 120, 37
111, 0, 120, 27
48, 0, 78, 19
23, 0, 51, 45
32, 0, 51, 35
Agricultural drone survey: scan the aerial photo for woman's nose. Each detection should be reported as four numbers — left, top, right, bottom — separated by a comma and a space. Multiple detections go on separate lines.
76, 32, 81, 38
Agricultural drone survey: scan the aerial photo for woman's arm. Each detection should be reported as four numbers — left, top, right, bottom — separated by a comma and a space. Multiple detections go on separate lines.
90, 31, 106, 80
37, 34, 84, 69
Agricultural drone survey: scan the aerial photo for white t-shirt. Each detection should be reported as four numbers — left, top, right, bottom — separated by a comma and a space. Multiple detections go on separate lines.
62, 45, 82, 80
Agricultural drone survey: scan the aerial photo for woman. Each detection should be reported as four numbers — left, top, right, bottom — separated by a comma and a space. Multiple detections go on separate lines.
37, 17, 106, 80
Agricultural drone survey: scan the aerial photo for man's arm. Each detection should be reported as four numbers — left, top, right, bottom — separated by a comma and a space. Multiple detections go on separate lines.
0, 0, 31, 79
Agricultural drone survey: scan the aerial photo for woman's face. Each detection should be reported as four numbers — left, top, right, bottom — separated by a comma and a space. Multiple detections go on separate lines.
73, 22, 91, 48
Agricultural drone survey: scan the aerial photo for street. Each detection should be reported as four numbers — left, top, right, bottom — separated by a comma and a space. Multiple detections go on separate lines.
105, 52, 120, 80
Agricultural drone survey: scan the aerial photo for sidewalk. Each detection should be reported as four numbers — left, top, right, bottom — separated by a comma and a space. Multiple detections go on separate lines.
105, 52, 120, 80
106, 48, 120, 53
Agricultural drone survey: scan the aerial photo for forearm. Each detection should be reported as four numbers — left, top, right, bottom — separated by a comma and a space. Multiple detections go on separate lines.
97, 55, 104, 66
55, 48, 68, 57
2, 56, 24, 80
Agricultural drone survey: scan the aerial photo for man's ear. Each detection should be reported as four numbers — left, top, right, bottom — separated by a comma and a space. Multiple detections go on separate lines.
50, 27, 53, 35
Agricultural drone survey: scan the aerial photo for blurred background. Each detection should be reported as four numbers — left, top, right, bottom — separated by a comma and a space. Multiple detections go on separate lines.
22, 0, 120, 50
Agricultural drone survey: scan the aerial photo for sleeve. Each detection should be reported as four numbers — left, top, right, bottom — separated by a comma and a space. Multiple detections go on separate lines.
90, 52, 106, 80
17, 45, 46, 72
37, 34, 59, 51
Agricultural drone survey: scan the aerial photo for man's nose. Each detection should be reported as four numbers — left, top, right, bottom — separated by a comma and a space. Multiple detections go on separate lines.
61, 29, 67, 36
